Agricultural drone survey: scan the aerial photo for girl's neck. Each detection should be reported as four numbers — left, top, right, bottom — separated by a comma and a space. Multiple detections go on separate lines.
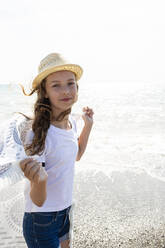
51, 114, 71, 130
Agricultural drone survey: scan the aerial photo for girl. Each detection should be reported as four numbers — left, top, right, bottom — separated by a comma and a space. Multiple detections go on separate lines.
19, 53, 94, 248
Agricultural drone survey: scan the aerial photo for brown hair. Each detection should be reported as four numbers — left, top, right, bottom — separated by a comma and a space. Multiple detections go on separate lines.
20, 78, 77, 156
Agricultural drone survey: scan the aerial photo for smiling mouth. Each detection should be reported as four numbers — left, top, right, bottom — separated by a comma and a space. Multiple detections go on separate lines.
60, 98, 72, 101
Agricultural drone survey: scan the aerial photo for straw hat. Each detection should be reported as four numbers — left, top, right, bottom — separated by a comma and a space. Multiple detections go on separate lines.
32, 53, 83, 89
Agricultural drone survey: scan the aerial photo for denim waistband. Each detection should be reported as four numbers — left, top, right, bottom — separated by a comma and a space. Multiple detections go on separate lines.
25, 205, 71, 216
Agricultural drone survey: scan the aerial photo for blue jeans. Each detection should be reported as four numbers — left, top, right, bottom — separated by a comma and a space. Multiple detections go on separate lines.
23, 206, 71, 248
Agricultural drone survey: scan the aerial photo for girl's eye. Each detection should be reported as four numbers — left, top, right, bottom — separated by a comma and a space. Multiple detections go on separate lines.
53, 84, 59, 87
68, 82, 75, 86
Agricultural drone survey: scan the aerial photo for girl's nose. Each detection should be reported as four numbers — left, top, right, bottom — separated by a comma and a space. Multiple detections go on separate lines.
62, 85, 70, 94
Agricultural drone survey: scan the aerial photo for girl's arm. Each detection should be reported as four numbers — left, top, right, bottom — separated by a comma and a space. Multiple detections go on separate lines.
30, 180, 47, 207
76, 107, 94, 161
19, 158, 48, 207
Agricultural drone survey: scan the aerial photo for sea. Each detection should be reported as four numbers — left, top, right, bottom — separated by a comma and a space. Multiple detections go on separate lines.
1, 81, 165, 182
0, 81, 165, 247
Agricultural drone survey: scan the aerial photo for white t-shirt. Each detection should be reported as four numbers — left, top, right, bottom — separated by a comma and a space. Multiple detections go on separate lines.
24, 115, 79, 212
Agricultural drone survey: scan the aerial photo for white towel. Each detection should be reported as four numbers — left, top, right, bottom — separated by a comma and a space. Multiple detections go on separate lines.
0, 114, 44, 192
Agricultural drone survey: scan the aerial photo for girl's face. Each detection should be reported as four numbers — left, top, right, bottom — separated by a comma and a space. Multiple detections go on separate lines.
45, 70, 78, 114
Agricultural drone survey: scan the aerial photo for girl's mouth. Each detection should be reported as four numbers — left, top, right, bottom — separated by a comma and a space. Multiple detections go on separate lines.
60, 98, 72, 102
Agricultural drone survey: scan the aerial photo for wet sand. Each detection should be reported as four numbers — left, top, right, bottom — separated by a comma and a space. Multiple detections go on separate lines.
72, 169, 165, 248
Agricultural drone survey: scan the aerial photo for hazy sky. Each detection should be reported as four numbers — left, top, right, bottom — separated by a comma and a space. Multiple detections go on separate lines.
0, 0, 165, 84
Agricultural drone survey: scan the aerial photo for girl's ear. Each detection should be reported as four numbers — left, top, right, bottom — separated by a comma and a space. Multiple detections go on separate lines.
76, 82, 79, 91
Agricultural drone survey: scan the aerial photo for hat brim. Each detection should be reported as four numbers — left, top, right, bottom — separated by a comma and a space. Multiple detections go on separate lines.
32, 64, 83, 89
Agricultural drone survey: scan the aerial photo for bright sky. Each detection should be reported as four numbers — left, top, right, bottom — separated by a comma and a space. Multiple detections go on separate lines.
0, 0, 165, 84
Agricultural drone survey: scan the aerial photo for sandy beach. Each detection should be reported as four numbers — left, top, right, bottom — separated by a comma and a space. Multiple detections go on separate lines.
0, 169, 165, 247
72, 169, 165, 248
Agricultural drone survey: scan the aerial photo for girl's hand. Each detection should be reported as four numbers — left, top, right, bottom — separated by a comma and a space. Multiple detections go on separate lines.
19, 158, 48, 184
82, 106, 94, 126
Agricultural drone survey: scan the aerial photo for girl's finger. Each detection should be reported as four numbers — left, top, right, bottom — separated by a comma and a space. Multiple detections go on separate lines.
87, 108, 93, 112
83, 106, 89, 111
29, 164, 40, 180
19, 158, 33, 171
24, 161, 39, 177
87, 109, 93, 114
